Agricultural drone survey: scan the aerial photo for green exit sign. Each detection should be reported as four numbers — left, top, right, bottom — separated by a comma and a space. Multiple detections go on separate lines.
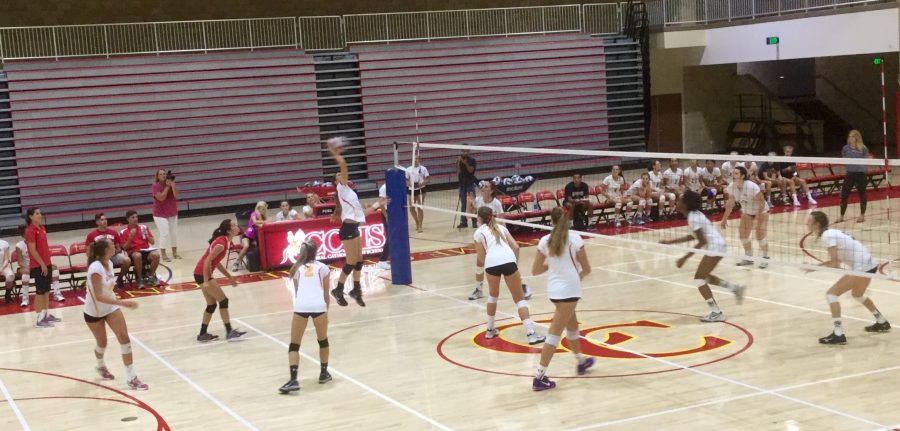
766, 36, 780, 45
873, 57, 884, 65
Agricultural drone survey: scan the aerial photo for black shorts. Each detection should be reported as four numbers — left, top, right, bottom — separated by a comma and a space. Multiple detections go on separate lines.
84, 312, 113, 323
339, 222, 360, 241
550, 297, 581, 303
867, 266, 878, 274
30, 267, 51, 294
485, 262, 518, 277
294, 312, 324, 319
194, 274, 205, 284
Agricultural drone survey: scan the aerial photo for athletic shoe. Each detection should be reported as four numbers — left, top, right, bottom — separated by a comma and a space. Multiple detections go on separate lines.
700, 311, 725, 322
527, 331, 546, 345
3, 292, 10, 304
808, 196, 818, 205
456, 223, 468, 229
732, 284, 746, 305
231, 262, 241, 272
864, 321, 891, 332
759, 257, 769, 269
196, 333, 219, 343
792, 198, 800, 207
45, 314, 61, 323
318, 370, 332, 384
127, 377, 149, 391
375, 261, 391, 271
20, 298, 28, 308
35, 319, 54, 329
136, 280, 145, 290
484, 328, 500, 339
331, 287, 348, 307
347, 289, 366, 307
818, 332, 847, 345
53, 293, 65, 302
468, 288, 483, 300
149, 275, 160, 287
95, 366, 115, 380
279, 379, 300, 394
532, 375, 556, 391
226, 329, 247, 341
736, 259, 753, 267
576, 357, 595, 376
523, 284, 532, 300
614, 220, 622, 228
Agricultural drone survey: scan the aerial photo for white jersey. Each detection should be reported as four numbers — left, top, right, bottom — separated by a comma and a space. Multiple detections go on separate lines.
275, 209, 298, 222
379, 184, 387, 198
648, 171, 663, 191
292, 261, 331, 313
337, 183, 365, 223
602, 175, 626, 198
819, 229, 876, 272
662, 168, 683, 191
85, 260, 118, 318
474, 224, 516, 268
629, 179, 651, 198
701, 167, 722, 186
725, 180, 768, 215
474, 195, 503, 215
537, 233, 585, 299
15, 240, 28, 268
0, 239, 10, 268
300, 205, 314, 219
406, 165, 429, 189
687, 211, 727, 254
683, 167, 703, 192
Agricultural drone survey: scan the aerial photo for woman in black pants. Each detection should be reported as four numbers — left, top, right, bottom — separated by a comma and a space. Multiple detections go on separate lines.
836, 130, 869, 223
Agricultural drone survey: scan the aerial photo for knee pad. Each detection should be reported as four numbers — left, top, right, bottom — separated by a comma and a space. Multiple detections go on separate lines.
120, 343, 132, 354
218, 298, 229, 309
204, 303, 217, 314
354, 262, 363, 272
486, 296, 499, 304
288, 343, 300, 352
52, 269, 59, 278
826, 294, 840, 304
544, 334, 561, 347
516, 299, 529, 309
853, 293, 868, 304
475, 266, 485, 276
318, 338, 329, 348
692, 279, 707, 287
342, 264, 354, 275
741, 238, 752, 247
566, 329, 580, 341
758, 239, 768, 248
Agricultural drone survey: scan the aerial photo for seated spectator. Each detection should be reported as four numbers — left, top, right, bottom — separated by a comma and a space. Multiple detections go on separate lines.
0, 236, 14, 303
85, 213, 133, 288
119, 210, 161, 289
780, 145, 817, 206
300, 193, 321, 220
760, 154, 787, 206
14, 224, 33, 307
275, 201, 300, 222
234, 201, 268, 271
564, 174, 591, 230
701, 159, 725, 210
627, 173, 653, 224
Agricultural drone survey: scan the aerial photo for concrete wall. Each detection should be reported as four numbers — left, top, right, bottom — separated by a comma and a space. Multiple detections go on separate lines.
682, 64, 737, 153
649, 46, 703, 95
736, 59, 815, 98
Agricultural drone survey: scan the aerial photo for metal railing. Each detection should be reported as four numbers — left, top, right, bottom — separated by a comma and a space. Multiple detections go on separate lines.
644, 0, 887, 26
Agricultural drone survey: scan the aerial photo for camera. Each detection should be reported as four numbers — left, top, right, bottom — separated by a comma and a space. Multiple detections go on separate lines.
166, 170, 175, 181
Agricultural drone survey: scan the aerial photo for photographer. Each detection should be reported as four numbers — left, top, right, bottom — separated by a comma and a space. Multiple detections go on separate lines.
152, 169, 180, 262
456, 147, 477, 228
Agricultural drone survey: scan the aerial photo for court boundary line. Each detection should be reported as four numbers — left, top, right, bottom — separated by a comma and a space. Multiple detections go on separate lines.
233, 318, 453, 431
130, 335, 260, 431
0, 374, 30, 431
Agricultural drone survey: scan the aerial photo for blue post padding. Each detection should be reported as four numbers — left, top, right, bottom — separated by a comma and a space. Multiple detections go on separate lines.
385, 169, 412, 285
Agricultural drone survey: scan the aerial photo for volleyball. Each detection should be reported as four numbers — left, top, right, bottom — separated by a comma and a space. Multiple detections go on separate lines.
327, 136, 346, 153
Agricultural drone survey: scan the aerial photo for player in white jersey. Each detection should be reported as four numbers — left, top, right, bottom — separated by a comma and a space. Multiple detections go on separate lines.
805, 211, 890, 345
83, 239, 147, 390
600, 165, 629, 227
648, 161, 676, 219
720, 153, 742, 185
0, 239, 15, 304
627, 173, 653, 225
701, 160, 725, 210
14, 226, 32, 307
682, 160, 703, 194
473, 206, 545, 345
327, 139, 387, 308
280, 239, 333, 393
407, 155, 429, 233
530, 207, 594, 391
661, 191, 745, 322
662, 159, 684, 219
722, 166, 771, 268
469, 180, 524, 300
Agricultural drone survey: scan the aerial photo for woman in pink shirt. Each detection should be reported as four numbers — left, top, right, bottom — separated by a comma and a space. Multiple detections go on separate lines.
152, 169, 180, 262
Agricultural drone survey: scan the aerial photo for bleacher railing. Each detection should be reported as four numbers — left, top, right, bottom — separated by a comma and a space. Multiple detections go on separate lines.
0, 0, 888, 61
644, 0, 887, 26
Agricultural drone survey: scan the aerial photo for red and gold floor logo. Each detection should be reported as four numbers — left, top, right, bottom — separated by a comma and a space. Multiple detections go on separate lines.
437, 309, 753, 378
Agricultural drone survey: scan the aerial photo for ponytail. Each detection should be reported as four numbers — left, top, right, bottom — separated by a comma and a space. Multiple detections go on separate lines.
477, 206, 504, 244
547, 207, 569, 257
288, 239, 319, 279
210, 219, 233, 244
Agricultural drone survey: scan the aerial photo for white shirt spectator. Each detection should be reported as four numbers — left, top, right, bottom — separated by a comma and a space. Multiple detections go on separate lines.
276, 209, 299, 222
15, 240, 28, 268
662, 168, 683, 191
648, 171, 663, 191
602, 175, 626, 198
683, 167, 703, 192
701, 167, 722, 186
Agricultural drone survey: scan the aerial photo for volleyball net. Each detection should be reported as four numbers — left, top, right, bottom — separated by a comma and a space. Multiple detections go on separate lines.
398, 141, 900, 281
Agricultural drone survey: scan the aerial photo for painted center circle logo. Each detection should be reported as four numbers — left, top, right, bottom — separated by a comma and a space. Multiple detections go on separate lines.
437, 309, 754, 378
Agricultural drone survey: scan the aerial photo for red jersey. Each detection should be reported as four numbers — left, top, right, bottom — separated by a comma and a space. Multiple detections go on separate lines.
85, 228, 122, 250
119, 224, 152, 254
194, 236, 230, 277
24, 224, 51, 270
